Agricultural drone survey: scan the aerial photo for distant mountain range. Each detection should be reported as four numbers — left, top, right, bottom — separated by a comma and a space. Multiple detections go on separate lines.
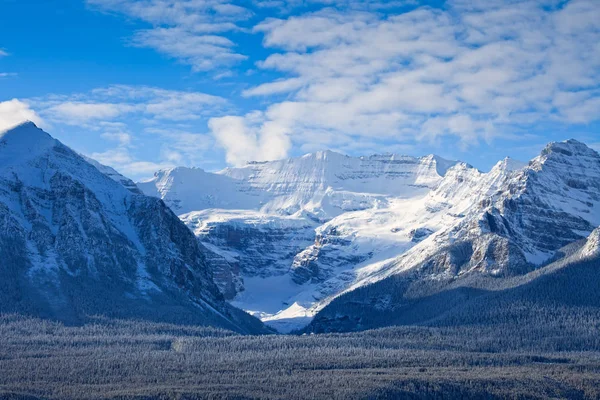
1, 121, 599, 336
0, 122, 268, 334
139, 138, 600, 333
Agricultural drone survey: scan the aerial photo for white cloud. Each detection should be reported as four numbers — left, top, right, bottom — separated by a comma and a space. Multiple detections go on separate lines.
101, 131, 132, 146
47, 102, 127, 123
90, 126, 172, 179
35, 85, 226, 125
210, 0, 600, 163
254, 0, 418, 13
92, 128, 206, 178
145, 127, 214, 166
131, 27, 246, 71
90, 146, 173, 177
0, 99, 44, 132
209, 114, 291, 166
27, 85, 225, 179
87, 0, 251, 71
242, 77, 306, 97
0, 49, 8, 57
557, 96, 600, 124
90, 146, 133, 165
421, 114, 495, 145
22, 0, 600, 170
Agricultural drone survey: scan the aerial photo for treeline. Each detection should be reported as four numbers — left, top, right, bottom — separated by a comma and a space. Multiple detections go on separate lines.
1, 315, 600, 399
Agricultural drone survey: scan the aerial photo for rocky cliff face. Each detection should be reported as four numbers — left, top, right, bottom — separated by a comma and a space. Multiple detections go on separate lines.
181, 210, 316, 299
0, 122, 268, 334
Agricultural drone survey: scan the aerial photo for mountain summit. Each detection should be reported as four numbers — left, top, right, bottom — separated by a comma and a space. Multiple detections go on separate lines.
0, 122, 267, 334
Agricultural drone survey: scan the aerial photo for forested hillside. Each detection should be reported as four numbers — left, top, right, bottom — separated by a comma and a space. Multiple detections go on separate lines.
1, 315, 599, 399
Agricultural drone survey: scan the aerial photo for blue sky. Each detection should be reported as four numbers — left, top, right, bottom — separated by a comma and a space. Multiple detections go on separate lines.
1, 0, 599, 180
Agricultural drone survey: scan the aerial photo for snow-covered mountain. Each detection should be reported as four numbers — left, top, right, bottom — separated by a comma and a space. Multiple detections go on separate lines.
138, 151, 456, 220
306, 140, 600, 332
308, 225, 600, 333
139, 151, 464, 331
0, 122, 267, 334
140, 139, 600, 333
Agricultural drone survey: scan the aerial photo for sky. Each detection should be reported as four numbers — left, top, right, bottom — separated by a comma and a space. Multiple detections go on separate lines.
1, 0, 599, 180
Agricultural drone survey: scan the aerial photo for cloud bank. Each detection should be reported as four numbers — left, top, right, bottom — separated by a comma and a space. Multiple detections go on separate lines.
13, 0, 600, 174
213, 0, 600, 163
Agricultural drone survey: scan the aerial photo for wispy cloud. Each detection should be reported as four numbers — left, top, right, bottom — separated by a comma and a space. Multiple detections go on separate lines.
34, 85, 226, 125
130, 27, 246, 71
87, 0, 251, 71
89, 125, 214, 178
0, 48, 16, 79
87, 120, 171, 176
47, 102, 128, 124
146, 126, 214, 165
101, 131, 132, 146
90, 147, 174, 177
254, 0, 418, 13
25, 0, 600, 173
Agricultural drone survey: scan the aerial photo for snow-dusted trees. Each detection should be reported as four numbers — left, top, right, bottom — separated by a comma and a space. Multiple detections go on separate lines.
1, 312, 600, 399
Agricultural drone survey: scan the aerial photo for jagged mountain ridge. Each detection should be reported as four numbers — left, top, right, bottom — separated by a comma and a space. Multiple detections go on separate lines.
315, 140, 600, 299
140, 139, 600, 333
0, 122, 268, 334
305, 141, 600, 333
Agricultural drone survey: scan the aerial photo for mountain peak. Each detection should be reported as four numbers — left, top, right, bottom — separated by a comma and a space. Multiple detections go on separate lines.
3, 119, 37, 129
0, 121, 55, 166
493, 157, 527, 172
541, 139, 599, 159
422, 154, 459, 176
0, 123, 268, 333
1, 120, 44, 137
0, 121, 50, 142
